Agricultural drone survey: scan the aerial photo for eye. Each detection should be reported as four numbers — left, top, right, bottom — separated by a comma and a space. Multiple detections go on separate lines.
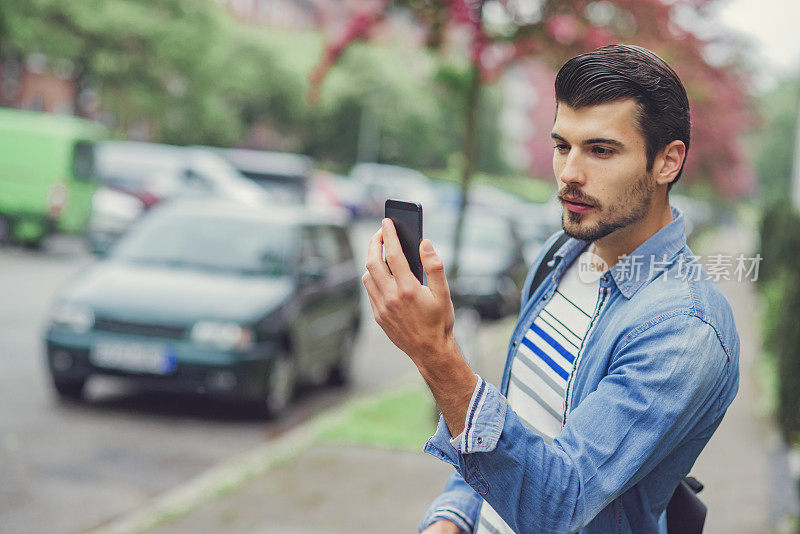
592, 146, 614, 157
553, 144, 570, 154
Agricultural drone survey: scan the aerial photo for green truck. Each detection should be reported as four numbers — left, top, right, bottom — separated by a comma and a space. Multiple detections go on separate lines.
0, 107, 105, 246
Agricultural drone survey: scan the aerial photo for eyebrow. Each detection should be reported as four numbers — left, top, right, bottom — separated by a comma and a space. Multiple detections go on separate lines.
551, 133, 625, 148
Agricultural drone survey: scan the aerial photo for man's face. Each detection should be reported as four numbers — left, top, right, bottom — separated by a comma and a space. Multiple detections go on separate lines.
551, 99, 656, 242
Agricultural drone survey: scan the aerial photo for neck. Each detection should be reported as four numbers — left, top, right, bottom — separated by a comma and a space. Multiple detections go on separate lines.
592, 197, 673, 269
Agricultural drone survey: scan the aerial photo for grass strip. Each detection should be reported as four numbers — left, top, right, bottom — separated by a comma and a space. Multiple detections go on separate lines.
318, 386, 437, 450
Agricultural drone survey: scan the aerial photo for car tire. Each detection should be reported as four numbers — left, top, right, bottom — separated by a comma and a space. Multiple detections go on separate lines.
328, 327, 357, 386
263, 350, 297, 419
52, 377, 86, 401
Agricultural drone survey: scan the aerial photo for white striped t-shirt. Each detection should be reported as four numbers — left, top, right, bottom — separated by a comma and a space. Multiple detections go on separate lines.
475, 248, 602, 534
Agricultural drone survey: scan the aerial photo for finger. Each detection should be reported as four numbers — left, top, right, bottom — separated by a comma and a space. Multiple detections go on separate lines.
362, 271, 385, 324
365, 228, 391, 290
420, 239, 451, 302
381, 218, 417, 289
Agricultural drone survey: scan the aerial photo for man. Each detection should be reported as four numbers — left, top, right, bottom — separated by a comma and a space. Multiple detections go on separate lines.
362, 45, 739, 534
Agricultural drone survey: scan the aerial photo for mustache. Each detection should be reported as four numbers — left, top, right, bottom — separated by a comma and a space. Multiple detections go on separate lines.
558, 186, 601, 208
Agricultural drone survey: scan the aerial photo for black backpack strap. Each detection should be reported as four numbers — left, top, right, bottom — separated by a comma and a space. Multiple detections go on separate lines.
527, 233, 571, 302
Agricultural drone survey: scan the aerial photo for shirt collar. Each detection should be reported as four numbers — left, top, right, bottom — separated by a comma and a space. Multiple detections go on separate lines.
553, 206, 687, 299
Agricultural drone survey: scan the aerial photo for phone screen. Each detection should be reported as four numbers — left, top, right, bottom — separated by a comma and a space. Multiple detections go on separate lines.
385, 199, 423, 284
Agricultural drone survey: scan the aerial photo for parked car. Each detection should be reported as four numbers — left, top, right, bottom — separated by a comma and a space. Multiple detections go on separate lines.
426, 209, 528, 320
208, 148, 312, 204
96, 142, 270, 206
88, 142, 272, 252
431, 181, 559, 267
308, 170, 370, 218
350, 162, 437, 217
87, 187, 147, 253
512, 199, 562, 266
45, 199, 361, 417
0, 108, 105, 247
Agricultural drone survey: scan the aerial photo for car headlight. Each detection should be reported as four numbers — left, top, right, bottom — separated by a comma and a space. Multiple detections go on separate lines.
191, 321, 253, 351
50, 303, 94, 333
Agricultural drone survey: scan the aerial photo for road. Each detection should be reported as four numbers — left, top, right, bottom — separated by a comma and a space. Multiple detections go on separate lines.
0, 220, 421, 534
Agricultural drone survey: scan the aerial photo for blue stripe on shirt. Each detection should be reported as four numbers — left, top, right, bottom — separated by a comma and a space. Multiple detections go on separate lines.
521, 336, 569, 381
530, 321, 575, 364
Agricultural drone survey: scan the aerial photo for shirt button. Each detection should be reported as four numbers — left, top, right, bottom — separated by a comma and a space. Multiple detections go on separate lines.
477, 436, 483, 444
601, 275, 609, 283
541, 294, 548, 301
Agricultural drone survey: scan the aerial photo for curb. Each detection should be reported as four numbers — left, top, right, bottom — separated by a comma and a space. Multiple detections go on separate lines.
87, 381, 421, 534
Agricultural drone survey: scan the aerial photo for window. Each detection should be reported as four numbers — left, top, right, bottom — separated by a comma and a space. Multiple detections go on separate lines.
72, 141, 96, 181
314, 226, 343, 266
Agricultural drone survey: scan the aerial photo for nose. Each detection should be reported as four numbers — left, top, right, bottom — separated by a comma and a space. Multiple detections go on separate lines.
557, 152, 586, 187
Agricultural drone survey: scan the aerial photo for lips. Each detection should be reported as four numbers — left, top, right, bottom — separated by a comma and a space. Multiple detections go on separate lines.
561, 196, 595, 213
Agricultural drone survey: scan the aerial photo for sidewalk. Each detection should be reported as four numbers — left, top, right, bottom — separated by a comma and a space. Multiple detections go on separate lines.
147, 444, 453, 534
94, 225, 785, 534
690, 225, 793, 533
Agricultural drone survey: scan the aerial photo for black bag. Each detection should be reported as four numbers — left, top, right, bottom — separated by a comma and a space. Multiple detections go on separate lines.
666, 477, 706, 534
527, 235, 707, 534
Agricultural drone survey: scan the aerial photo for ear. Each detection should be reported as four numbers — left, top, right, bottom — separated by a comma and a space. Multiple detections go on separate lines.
654, 140, 686, 187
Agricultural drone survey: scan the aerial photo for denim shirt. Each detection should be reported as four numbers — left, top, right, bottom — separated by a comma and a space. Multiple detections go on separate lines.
420, 207, 740, 534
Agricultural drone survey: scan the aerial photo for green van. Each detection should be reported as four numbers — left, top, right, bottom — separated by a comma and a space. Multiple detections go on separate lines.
0, 108, 105, 246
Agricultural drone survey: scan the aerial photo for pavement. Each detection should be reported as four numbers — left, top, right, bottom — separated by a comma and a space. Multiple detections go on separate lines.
690, 225, 797, 534
146, 445, 454, 534
87, 225, 792, 534
85, 382, 455, 534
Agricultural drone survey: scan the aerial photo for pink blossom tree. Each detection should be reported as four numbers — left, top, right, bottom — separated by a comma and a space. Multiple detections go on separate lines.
310, 0, 754, 274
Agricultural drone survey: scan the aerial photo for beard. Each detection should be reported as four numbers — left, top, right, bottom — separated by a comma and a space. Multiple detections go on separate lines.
561, 172, 655, 242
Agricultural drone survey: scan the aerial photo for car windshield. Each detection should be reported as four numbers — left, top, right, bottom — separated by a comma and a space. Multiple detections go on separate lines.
113, 212, 294, 276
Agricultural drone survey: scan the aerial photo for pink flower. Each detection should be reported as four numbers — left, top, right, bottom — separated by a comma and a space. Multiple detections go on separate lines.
546, 14, 579, 45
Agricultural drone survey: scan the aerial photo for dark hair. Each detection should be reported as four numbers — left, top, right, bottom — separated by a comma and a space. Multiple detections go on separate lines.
554, 44, 691, 188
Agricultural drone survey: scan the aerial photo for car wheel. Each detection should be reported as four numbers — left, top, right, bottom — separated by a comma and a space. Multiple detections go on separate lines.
52, 377, 86, 401
328, 327, 357, 386
263, 351, 297, 419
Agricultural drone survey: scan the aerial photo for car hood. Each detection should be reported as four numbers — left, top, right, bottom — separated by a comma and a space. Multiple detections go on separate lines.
57, 261, 295, 325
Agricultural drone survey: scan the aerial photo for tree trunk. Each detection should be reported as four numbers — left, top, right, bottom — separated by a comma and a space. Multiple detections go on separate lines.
432, 64, 481, 425
450, 63, 481, 281
72, 60, 87, 118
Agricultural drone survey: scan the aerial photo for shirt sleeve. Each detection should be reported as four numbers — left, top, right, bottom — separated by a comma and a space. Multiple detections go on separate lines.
418, 471, 483, 533
423, 314, 737, 534
446, 375, 485, 452
425, 375, 506, 462
419, 376, 487, 533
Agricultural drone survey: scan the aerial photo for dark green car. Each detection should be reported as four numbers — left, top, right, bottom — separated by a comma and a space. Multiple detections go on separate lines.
44, 200, 361, 417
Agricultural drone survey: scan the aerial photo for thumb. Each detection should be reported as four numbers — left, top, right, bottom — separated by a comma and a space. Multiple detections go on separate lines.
420, 239, 450, 301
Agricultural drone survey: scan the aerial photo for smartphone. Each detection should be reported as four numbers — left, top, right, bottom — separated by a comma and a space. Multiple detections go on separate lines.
384, 199, 424, 283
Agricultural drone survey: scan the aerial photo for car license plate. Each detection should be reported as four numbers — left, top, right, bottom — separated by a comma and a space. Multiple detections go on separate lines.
91, 340, 176, 375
